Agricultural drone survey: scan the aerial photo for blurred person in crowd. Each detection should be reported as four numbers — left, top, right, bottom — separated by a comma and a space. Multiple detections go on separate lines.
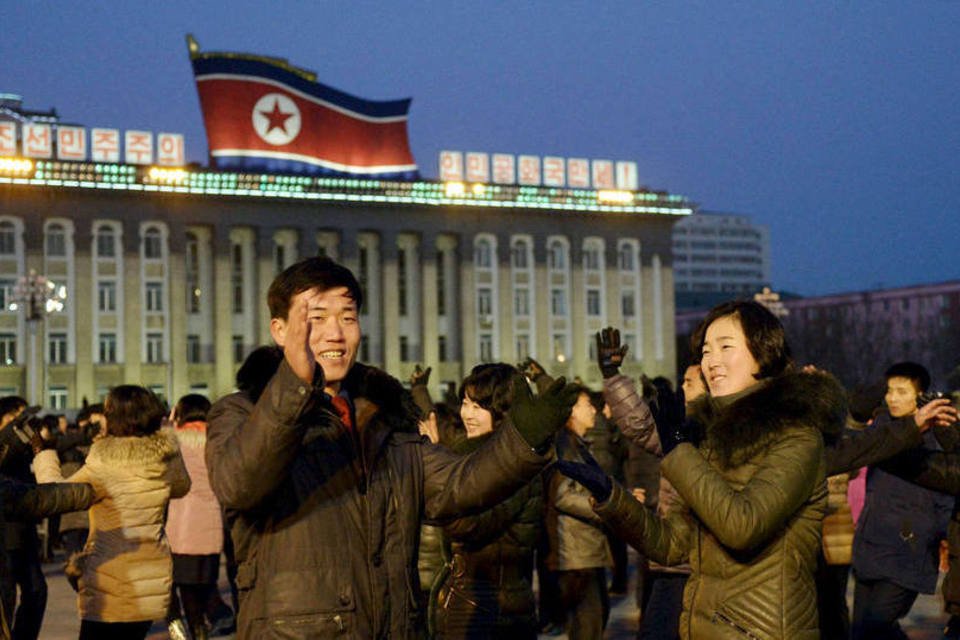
851, 362, 956, 640
206, 257, 575, 639
165, 394, 234, 640
0, 397, 46, 640
432, 363, 542, 639
545, 384, 612, 639
32, 385, 191, 640
559, 300, 848, 639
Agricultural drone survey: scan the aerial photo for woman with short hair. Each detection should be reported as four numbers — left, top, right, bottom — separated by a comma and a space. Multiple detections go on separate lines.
33, 385, 190, 640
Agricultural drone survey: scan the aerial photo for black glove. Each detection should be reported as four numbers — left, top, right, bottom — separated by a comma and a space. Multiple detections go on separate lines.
518, 357, 548, 383
596, 327, 628, 378
409, 364, 431, 388
650, 380, 689, 456
509, 376, 578, 452
555, 439, 613, 503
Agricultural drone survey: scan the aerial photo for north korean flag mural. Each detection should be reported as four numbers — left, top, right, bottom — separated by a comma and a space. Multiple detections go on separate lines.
187, 36, 418, 179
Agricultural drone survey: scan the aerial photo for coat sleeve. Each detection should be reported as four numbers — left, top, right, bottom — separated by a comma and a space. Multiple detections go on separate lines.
443, 483, 537, 547
422, 418, 550, 522
2, 478, 95, 521
824, 419, 922, 476
206, 360, 320, 511
165, 449, 192, 500
661, 427, 823, 552
553, 475, 602, 523
33, 448, 95, 486
603, 374, 662, 456
878, 448, 960, 495
593, 482, 693, 566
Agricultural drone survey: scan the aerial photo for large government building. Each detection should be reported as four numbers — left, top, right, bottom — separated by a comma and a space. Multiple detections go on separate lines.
0, 158, 692, 407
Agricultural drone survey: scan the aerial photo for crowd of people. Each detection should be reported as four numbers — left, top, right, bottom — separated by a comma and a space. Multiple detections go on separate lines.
0, 255, 958, 640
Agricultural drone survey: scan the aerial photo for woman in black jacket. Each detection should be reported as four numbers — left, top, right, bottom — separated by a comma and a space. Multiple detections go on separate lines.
432, 363, 543, 640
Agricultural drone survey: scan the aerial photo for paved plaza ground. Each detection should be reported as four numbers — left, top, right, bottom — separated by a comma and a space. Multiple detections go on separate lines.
34, 552, 948, 639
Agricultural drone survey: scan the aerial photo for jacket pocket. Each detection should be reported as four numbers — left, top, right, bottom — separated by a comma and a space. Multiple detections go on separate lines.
711, 608, 762, 640
266, 612, 354, 638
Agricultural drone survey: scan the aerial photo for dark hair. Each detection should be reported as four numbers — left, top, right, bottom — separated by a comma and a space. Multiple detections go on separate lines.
236, 345, 284, 402
884, 361, 930, 393
458, 363, 519, 425
690, 300, 793, 380
0, 396, 27, 420
267, 256, 363, 319
174, 394, 212, 425
104, 385, 166, 437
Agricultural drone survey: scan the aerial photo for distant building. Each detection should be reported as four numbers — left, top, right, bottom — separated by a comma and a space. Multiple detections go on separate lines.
677, 280, 960, 388
672, 211, 770, 310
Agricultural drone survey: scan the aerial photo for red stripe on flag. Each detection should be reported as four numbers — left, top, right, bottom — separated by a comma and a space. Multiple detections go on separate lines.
196, 79, 415, 169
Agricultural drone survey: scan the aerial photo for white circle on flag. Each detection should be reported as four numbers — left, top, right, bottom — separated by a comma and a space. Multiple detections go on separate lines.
252, 93, 301, 146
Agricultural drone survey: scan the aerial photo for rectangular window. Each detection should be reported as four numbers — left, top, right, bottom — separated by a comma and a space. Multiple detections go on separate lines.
479, 334, 493, 363
588, 335, 598, 361
515, 334, 530, 361
360, 335, 370, 362
0, 226, 15, 255
274, 244, 286, 275
145, 282, 163, 312
0, 279, 13, 312
231, 244, 244, 314
48, 386, 68, 411
511, 244, 528, 269
48, 333, 67, 364
584, 249, 600, 271
399, 335, 409, 362
477, 288, 493, 317
146, 333, 164, 363
46, 230, 66, 257
0, 333, 16, 365
186, 334, 201, 364
358, 246, 369, 315
618, 245, 634, 271
144, 232, 162, 259
97, 281, 116, 313
98, 333, 117, 363
552, 334, 566, 362
621, 291, 636, 318
186, 239, 201, 314
436, 251, 446, 316
622, 332, 637, 362
397, 249, 408, 317
438, 335, 447, 362
514, 288, 530, 316
96, 230, 115, 258
550, 289, 566, 316
587, 289, 601, 316
232, 335, 245, 364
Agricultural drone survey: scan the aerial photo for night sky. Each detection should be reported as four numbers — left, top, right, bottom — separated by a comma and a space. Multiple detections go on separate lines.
4, 2, 958, 296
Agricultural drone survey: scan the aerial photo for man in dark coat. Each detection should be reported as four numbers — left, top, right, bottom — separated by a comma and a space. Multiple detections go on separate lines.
207, 257, 575, 640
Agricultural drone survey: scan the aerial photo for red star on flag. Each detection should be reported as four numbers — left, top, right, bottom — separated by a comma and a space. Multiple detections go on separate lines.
260, 99, 294, 134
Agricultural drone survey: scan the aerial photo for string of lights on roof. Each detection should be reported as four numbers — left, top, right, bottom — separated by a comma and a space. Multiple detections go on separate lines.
0, 158, 693, 216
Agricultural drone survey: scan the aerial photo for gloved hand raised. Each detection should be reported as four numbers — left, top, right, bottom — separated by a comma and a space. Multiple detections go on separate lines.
509, 376, 579, 452
555, 439, 613, 503
409, 364, 431, 388
596, 327, 628, 378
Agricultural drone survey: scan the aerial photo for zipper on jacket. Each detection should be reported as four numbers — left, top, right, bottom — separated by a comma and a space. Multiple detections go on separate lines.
712, 610, 761, 640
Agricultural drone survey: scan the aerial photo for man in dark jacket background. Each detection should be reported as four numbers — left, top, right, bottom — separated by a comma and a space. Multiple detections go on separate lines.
207, 257, 576, 640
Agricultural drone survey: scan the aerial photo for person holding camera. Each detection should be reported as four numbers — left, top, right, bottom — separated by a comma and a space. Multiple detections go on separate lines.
851, 362, 958, 640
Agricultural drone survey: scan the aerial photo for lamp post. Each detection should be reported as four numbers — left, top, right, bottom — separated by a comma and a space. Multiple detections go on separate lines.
8, 270, 67, 406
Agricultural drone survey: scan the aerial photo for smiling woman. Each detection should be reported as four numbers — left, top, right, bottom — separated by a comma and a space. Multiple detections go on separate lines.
560, 300, 848, 639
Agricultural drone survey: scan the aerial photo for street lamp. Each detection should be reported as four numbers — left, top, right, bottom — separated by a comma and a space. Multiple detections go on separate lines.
8, 270, 67, 405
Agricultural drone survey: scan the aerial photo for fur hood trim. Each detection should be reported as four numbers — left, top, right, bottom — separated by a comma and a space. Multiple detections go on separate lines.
88, 427, 181, 466
689, 370, 847, 469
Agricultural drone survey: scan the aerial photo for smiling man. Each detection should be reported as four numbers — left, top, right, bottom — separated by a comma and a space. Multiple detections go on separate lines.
206, 256, 575, 640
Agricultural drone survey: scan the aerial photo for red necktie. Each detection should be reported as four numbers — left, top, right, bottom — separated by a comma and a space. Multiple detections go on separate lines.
330, 395, 354, 433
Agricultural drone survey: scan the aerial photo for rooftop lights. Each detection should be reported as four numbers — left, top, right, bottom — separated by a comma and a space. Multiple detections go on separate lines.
0, 157, 34, 176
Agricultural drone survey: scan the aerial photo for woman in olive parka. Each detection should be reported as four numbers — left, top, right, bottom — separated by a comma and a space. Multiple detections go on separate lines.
560, 300, 848, 640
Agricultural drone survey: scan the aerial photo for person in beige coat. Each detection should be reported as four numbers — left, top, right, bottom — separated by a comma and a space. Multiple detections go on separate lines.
33, 385, 190, 640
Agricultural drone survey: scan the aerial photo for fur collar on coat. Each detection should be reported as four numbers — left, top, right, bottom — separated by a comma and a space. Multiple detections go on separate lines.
687, 370, 847, 469
88, 428, 181, 466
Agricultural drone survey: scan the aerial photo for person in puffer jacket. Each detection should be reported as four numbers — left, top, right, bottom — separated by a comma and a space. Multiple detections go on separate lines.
558, 300, 848, 640
33, 385, 191, 640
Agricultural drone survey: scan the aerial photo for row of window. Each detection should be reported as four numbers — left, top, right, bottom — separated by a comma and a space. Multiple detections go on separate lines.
474, 236, 639, 272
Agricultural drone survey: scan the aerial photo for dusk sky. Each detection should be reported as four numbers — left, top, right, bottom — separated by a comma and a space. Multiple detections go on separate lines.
4, 2, 959, 296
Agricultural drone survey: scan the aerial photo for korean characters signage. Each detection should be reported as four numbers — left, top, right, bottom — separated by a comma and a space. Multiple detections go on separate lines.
438, 151, 638, 190
0, 122, 184, 166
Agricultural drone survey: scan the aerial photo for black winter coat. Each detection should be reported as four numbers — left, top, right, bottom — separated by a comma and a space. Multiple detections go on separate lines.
433, 433, 542, 639
207, 361, 550, 640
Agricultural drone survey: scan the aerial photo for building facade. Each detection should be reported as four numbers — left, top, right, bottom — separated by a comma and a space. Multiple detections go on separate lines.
0, 160, 690, 407
672, 210, 770, 310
